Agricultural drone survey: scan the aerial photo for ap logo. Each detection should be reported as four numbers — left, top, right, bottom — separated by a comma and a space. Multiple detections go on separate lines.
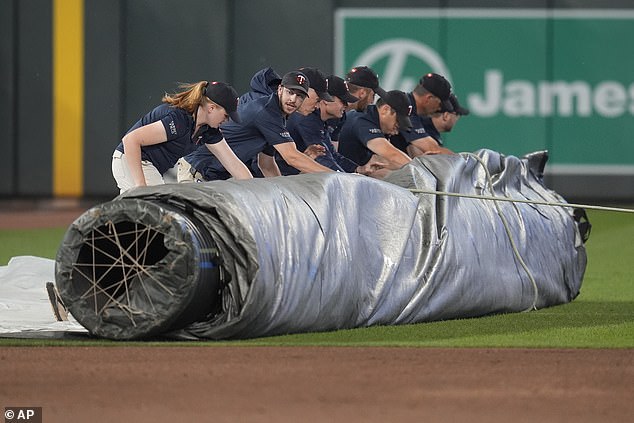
352, 39, 453, 92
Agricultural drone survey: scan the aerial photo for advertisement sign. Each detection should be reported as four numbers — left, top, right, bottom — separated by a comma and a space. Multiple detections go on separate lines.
335, 9, 634, 174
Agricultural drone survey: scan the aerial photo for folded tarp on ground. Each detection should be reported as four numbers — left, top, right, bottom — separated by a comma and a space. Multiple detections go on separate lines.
53, 149, 587, 340
0, 256, 86, 335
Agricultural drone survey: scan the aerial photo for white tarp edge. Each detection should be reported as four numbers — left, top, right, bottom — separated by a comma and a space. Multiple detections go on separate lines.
0, 256, 86, 334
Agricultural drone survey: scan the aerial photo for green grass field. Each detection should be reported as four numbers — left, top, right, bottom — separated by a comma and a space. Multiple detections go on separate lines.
1, 209, 632, 348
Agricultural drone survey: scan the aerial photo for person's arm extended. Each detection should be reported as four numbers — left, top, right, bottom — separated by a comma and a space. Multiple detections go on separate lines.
257, 152, 281, 177
206, 140, 253, 180
273, 142, 333, 174
121, 121, 167, 187
408, 136, 454, 157
366, 137, 412, 169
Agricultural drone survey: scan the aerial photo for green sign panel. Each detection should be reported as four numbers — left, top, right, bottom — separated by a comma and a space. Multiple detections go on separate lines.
335, 9, 634, 173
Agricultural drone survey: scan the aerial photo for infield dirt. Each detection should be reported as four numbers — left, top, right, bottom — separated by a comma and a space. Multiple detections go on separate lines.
1, 346, 632, 423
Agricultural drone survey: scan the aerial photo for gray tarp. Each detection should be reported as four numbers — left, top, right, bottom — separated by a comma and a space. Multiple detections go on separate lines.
55, 149, 587, 340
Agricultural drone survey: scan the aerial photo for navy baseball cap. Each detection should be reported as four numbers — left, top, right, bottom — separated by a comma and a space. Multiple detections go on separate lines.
345, 65, 388, 98
298, 67, 333, 101
439, 98, 454, 113
205, 81, 240, 123
420, 73, 452, 110
383, 90, 413, 131
449, 93, 470, 115
326, 75, 358, 104
281, 71, 310, 97
345, 66, 379, 89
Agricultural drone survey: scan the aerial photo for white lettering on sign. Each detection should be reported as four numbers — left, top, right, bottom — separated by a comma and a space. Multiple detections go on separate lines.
468, 70, 634, 118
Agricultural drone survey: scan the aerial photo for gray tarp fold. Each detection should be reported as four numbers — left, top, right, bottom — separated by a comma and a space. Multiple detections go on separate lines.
55, 149, 587, 340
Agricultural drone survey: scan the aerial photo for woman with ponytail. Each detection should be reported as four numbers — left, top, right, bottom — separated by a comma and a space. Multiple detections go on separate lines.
112, 80, 252, 193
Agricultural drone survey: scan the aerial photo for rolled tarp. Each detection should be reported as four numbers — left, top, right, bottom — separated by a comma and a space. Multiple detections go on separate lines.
55, 149, 587, 340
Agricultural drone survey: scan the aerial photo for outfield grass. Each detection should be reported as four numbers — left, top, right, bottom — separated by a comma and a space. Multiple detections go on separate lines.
1, 209, 632, 347
0, 228, 67, 265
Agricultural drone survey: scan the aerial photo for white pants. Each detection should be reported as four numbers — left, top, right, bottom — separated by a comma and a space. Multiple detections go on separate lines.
176, 157, 205, 183
111, 150, 164, 194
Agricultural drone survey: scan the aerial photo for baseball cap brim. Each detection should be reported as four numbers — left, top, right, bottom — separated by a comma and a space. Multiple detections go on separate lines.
455, 105, 470, 115
318, 90, 334, 102
396, 114, 413, 132
441, 99, 453, 113
374, 86, 388, 100
449, 94, 470, 115
439, 99, 454, 113
282, 83, 310, 97
338, 91, 359, 104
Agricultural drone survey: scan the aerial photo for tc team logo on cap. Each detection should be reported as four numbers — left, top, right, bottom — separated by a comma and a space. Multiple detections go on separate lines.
296, 75, 306, 86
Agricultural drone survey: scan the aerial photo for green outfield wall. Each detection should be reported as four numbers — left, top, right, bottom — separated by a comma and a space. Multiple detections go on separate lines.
1, 0, 632, 200
335, 7, 634, 199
